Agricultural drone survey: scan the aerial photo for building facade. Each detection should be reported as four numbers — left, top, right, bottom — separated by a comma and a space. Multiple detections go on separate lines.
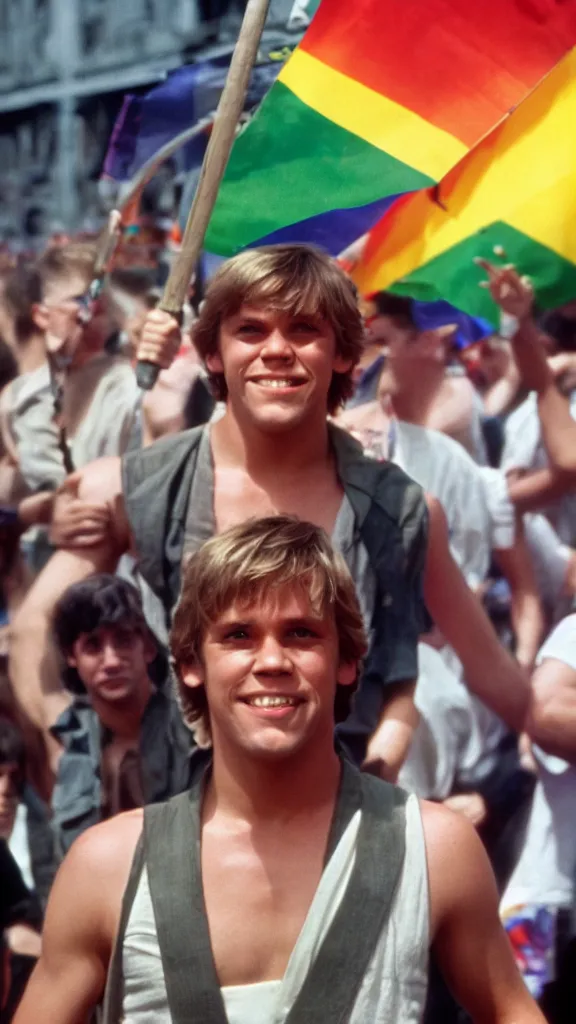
0, 0, 297, 244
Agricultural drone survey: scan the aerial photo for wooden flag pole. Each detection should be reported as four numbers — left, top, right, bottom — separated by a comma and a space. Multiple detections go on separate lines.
136, 0, 272, 390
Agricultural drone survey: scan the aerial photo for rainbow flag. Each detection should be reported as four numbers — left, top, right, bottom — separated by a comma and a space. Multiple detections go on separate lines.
205, 0, 576, 257
353, 47, 576, 323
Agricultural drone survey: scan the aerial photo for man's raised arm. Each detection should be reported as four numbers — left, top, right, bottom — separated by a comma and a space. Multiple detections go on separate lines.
9, 456, 130, 742
424, 496, 530, 733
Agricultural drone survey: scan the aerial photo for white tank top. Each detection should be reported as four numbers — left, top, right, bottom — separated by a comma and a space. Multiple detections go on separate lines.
121, 794, 429, 1023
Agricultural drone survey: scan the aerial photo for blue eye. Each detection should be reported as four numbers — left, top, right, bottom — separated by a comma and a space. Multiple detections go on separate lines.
289, 626, 317, 639
292, 322, 318, 333
237, 324, 263, 336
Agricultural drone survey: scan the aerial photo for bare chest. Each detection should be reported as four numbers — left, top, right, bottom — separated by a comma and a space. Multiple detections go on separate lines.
213, 465, 344, 536
100, 739, 142, 817
201, 824, 329, 987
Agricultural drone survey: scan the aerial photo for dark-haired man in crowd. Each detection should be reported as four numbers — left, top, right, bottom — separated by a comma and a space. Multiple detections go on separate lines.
49, 574, 191, 858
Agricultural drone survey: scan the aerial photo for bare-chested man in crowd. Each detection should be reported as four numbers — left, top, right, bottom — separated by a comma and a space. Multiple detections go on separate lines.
14, 518, 545, 1024
10, 245, 529, 780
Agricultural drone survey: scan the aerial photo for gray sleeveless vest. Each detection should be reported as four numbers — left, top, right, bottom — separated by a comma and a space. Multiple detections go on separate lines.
102, 761, 408, 1024
121, 424, 430, 764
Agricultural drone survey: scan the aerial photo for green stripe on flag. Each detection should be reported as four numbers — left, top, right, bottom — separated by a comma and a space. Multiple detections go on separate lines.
205, 82, 433, 256
389, 222, 576, 324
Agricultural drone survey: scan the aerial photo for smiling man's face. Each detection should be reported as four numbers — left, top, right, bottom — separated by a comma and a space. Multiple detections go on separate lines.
208, 304, 352, 433
180, 586, 355, 763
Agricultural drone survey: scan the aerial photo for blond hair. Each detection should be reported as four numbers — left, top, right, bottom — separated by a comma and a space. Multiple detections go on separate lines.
193, 244, 363, 413
36, 242, 97, 295
170, 516, 367, 745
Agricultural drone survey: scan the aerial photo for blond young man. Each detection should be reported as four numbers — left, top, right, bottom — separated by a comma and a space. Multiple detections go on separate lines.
11, 245, 528, 779
15, 518, 544, 1024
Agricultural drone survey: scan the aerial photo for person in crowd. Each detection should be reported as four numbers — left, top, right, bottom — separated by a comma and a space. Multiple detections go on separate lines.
0, 245, 148, 761
0, 336, 20, 632
49, 574, 191, 857
0, 717, 52, 1021
523, 513, 576, 627
0, 840, 41, 1021
14, 517, 545, 1024
10, 244, 529, 786
339, 296, 540, 898
0, 333, 20, 507
460, 331, 522, 421
30, 242, 142, 479
501, 613, 576, 1020
0, 717, 55, 909
338, 292, 545, 672
360, 292, 489, 462
0, 250, 141, 574
343, 292, 387, 408
477, 260, 576, 517
106, 267, 159, 359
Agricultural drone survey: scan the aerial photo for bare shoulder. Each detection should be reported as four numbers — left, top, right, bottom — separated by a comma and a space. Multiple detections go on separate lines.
67, 808, 143, 880
57, 809, 141, 899
419, 798, 479, 862
50, 811, 143, 937
12, 811, 144, 1023
419, 799, 499, 938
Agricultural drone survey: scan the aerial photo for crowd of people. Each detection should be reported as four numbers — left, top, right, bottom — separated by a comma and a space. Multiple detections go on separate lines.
0, 234, 575, 1022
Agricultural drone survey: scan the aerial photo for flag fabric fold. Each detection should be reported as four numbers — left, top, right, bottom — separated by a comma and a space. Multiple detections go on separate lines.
205, 0, 576, 257
353, 47, 576, 325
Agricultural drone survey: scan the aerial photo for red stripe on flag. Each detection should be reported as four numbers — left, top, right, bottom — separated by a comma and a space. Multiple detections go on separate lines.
300, 0, 576, 147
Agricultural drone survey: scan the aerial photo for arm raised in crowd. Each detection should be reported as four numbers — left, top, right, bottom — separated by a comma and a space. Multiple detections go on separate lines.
494, 519, 545, 672
423, 496, 530, 733
513, 313, 576, 475
526, 656, 576, 763
9, 456, 130, 739
480, 257, 576, 477
508, 465, 576, 514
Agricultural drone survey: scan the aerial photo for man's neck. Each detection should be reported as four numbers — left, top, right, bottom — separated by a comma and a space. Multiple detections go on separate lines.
212, 405, 332, 478
388, 370, 444, 426
16, 333, 46, 375
205, 730, 342, 826
92, 680, 153, 741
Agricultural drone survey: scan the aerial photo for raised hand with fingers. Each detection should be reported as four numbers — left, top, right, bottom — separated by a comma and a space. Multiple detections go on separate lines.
50, 472, 110, 548
475, 257, 534, 320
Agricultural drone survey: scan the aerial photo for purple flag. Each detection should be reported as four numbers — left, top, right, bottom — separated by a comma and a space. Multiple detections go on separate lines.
102, 59, 282, 184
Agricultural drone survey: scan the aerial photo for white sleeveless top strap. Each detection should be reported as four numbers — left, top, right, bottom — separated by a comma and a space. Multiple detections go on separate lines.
121, 793, 429, 1023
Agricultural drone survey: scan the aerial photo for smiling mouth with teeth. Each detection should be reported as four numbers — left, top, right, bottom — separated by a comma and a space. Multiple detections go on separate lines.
251, 379, 305, 388
243, 695, 301, 708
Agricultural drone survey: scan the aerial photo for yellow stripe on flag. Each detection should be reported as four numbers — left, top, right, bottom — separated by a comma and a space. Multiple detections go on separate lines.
279, 48, 467, 183
355, 47, 576, 294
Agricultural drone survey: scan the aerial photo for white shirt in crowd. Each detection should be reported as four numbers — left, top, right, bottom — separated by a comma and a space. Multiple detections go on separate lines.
5, 354, 140, 492
523, 513, 574, 619
501, 614, 576, 912
399, 644, 496, 801
502, 391, 576, 547
388, 419, 513, 776
390, 419, 515, 588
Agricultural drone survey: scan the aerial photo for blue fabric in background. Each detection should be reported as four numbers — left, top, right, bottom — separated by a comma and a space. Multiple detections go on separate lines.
103, 60, 282, 184
411, 299, 494, 348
